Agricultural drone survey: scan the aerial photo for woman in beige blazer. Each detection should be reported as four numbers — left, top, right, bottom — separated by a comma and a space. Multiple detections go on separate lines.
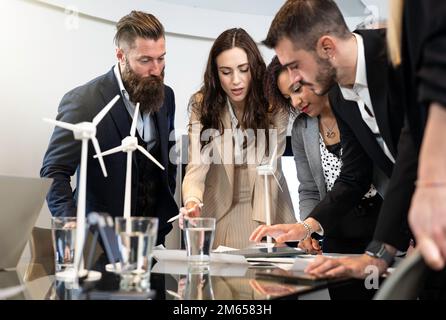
181, 28, 296, 249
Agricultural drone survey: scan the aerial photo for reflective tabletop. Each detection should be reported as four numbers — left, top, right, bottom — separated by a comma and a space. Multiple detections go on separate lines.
2, 255, 351, 300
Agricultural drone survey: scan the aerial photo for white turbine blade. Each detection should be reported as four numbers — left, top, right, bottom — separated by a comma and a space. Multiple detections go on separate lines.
269, 145, 278, 166
93, 145, 125, 159
91, 137, 108, 177
130, 103, 140, 137
92, 95, 120, 126
136, 145, 165, 170
272, 172, 283, 192
43, 118, 77, 132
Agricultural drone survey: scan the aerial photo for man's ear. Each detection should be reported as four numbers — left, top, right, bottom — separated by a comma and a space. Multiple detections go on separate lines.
116, 47, 126, 65
316, 36, 335, 60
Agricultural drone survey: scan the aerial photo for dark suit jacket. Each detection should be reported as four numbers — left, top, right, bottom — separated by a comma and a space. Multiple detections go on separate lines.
40, 68, 178, 244
308, 29, 405, 238
330, 29, 404, 179
293, 115, 381, 241
374, 0, 446, 251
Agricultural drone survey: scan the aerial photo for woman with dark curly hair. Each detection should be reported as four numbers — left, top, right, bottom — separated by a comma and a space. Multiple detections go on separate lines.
251, 56, 381, 255
181, 29, 296, 249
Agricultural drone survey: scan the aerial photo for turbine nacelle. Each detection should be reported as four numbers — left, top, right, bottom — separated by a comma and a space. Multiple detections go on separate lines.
256, 145, 282, 192
256, 164, 275, 175
72, 122, 97, 140
121, 136, 138, 152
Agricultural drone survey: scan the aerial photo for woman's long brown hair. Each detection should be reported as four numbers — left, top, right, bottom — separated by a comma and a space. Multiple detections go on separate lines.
190, 28, 270, 148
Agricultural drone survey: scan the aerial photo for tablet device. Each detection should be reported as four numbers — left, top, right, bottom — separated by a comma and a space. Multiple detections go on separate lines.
223, 246, 305, 258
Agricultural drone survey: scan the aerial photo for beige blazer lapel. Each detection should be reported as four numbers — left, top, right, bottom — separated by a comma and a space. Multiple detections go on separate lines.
216, 107, 234, 188
247, 135, 266, 198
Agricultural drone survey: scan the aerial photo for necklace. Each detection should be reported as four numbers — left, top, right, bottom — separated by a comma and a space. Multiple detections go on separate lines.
320, 119, 337, 139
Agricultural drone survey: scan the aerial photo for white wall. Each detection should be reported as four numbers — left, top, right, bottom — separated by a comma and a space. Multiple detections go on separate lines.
0, 0, 114, 227
0, 0, 278, 231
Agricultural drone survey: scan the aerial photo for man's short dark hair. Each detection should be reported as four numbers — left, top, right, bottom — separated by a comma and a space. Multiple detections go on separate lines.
114, 11, 165, 49
264, 0, 350, 50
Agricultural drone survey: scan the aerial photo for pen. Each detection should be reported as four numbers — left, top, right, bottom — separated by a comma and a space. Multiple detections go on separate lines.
166, 290, 182, 299
167, 203, 204, 223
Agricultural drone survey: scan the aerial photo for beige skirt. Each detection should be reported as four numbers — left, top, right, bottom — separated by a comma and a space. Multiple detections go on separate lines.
213, 165, 261, 249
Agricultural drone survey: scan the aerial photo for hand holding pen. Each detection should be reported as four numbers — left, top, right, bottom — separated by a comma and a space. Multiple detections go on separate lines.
167, 202, 203, 229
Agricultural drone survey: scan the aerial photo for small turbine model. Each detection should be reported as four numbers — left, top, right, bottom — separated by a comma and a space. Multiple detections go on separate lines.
44, 95, 120, 281
256, 145, 283, 245
94, 102, 165, 219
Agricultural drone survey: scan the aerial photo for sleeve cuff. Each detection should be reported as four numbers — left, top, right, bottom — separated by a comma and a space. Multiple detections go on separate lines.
316, 223, 324, 236
184, 196, 202, 206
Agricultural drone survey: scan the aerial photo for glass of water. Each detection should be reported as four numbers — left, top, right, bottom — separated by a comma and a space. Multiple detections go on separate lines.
51, 216, 77, 272
183, 217, 216, 265
115, 217, 158, 290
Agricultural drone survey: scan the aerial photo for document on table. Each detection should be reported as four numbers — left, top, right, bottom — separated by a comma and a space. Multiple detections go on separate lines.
152, 249, 249, 265
152, 260, 248, 277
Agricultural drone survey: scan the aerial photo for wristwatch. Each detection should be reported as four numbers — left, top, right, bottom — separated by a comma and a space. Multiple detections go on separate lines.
365, 241, 395, 267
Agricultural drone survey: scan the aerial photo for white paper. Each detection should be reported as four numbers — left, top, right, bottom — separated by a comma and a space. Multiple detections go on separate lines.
152, 260, 248, 277
213, 243, 276, 253
247, 257, 296, 264
152, 249, 249, 265
213, 245, 238, 253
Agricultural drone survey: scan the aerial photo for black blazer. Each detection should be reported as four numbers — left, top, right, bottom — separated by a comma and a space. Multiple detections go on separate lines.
329, 29, 404, 178
40, 68, 178, 244
374, 0, 446, 251
309, 29, 404, 237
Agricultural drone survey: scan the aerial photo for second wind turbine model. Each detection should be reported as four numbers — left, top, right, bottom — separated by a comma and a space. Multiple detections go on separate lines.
256, 145, 283, 246
94, 102, 165, 219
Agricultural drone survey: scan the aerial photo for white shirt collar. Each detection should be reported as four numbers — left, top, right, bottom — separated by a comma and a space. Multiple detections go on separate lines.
227, 98, 240, 129
113, 63, 149, 139
339, 33, 368, 100
113, 63, 130, 101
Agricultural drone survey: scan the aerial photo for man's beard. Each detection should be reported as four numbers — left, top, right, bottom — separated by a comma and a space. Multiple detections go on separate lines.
121, 61, 165, 114
313, 55, 337, 96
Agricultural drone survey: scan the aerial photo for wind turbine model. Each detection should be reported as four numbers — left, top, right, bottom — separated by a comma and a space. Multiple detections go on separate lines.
256, 145, 283, 246
94, 102, 165, 220
43, 95, 120, 282
96, 102, 165, 275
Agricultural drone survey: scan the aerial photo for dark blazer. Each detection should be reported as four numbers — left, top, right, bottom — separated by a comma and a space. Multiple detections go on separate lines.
327, 29, 411, 249
308, 29, 405, 237
329, 29, 404, 179
292, 115, 380, 241
40, 68, 178, 244
374, 0, 446, 251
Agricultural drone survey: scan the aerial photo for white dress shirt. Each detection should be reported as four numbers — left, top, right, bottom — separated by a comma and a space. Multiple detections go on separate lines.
338, 33, 395, 164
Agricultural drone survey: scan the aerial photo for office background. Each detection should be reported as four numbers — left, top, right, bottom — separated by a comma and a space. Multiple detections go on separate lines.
0, 0, 388, 244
